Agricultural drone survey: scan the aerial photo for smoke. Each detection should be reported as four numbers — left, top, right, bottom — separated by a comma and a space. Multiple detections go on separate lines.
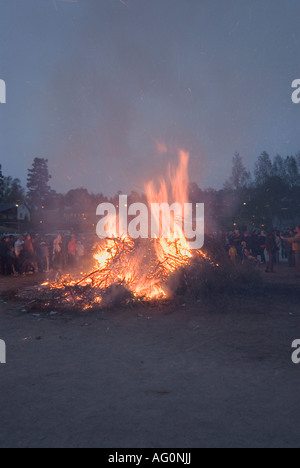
3, 0, 297, 196
41, 0, 210, 195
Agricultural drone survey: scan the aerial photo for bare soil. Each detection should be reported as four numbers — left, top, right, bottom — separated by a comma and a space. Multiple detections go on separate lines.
0, 264, 300, 448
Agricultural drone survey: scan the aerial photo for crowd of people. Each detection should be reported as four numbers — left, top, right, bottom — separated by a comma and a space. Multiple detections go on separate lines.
1, 226, 300, 278
0, 233, 90, 276
221, 226, 300, 277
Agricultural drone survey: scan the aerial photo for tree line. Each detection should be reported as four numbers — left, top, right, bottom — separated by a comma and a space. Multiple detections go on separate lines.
192, 151, 300, 230
1, 152, 300, 231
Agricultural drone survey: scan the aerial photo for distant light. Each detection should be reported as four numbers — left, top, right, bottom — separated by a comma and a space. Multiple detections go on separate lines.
243, 203, 247, 206
16, 204, 19, 207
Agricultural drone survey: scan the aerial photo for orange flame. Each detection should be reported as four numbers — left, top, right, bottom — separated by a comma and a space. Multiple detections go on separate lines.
49, 149, 199, 303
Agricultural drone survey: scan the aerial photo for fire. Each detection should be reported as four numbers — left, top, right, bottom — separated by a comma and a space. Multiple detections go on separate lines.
47, 150, 204, 305
145, 150, 192, 275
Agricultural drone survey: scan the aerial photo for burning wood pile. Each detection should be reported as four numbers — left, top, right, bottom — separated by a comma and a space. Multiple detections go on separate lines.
18, 150, 210, 311
19, 238, 209, 311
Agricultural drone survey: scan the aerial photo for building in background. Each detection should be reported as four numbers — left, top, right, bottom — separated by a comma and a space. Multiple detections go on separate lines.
0, 203, 30, 232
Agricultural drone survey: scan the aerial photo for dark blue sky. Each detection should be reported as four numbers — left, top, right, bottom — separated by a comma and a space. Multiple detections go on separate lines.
1, 0, 300, 195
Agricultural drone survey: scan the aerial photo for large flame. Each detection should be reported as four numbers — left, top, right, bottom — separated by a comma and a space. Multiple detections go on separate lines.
49, 150, 197, 302
145, 150, 192, 275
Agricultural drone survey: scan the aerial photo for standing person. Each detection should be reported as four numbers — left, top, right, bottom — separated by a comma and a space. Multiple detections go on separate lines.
14, 236, 24, 274
286, 229, 296, 267
23, 234, 38, 274
76, 239, 85, 269
0, 236, 10, 275
53, 235, 63, 271
68, 234, 77, 268
7, 245, 16, 276
281, 226, 300, 277
259, 231, 267, 264
229, 245, 238, 264
243, 232, 253, 251
275, 231, 281, 265
24, 235, 35, 257
14, 236, 24, 259
241, 241, 248, 264
230, 230, 242, 260
281, 230, 288, 260
40, 238, 50, 273
251, 230, 261, 260
61, 234, 68, 270
8, 235, 15, 251
265, 231, 277, 273
33, 235, 42, 273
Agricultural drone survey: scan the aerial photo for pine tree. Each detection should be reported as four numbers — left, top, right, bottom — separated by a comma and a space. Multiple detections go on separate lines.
285, 156, 300, 187
272, 155, 286, 179
27, 158, 52, 208
225, 152, 250, 190
254, 151, 273, 186
2, 176, 25, 202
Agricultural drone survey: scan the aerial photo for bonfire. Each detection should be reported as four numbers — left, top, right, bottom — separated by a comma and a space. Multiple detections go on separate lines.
20, 150, 209, 310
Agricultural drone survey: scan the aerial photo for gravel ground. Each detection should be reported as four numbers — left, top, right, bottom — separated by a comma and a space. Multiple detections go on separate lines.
0, 264, 299, 448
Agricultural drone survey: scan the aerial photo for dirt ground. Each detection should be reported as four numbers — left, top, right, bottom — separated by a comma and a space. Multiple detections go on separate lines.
0, 264, 300, 448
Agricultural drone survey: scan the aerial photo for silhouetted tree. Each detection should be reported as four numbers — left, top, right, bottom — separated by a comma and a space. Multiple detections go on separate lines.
27, 158, 52, 208
1, 176, 25, 203
285, 155, 300, 187
272, 155, 286, 179
65, 188, 91, 208
254, 151, 273, 186
225, 152, 250, 190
